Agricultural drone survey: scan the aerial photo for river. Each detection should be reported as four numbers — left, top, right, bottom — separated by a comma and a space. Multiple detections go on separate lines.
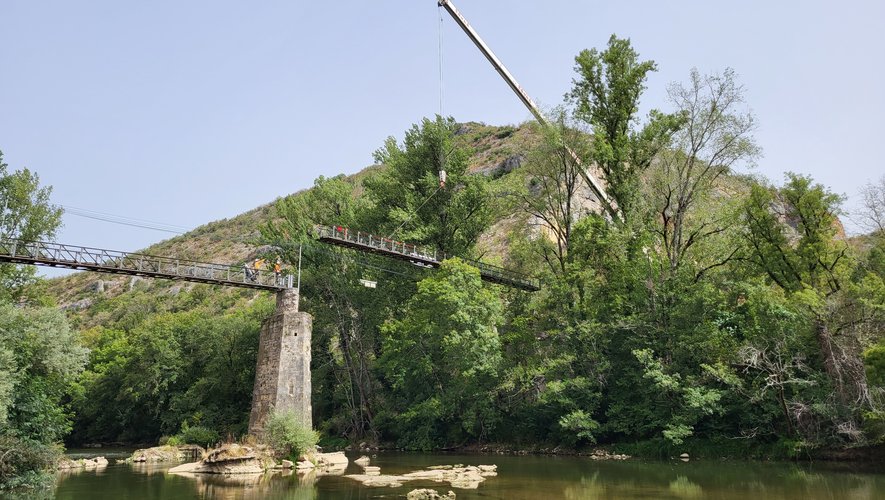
54, 449, 885, 499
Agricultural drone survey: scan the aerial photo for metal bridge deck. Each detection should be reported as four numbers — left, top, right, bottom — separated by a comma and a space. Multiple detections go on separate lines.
0, 239, 293, 291
315, 225, 540, 291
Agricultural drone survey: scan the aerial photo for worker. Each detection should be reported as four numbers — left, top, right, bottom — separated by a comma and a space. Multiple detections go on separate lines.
274, 257, 282, 285
247, 258, 265, 282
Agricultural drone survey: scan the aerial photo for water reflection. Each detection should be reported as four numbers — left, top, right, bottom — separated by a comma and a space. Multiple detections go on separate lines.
162, 457, 351, 499
172, 471, 316, 500
53, 452, 885, 500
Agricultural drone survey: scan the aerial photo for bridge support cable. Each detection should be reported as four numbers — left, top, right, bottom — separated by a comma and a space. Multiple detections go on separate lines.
315, 225, 539, 292
0, 238, 293, 291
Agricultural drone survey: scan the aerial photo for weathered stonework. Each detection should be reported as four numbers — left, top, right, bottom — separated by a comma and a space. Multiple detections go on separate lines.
248, 288, 312, 435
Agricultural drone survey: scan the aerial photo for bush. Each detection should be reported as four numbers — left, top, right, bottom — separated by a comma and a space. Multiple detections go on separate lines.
164, 435, 185, 447
0, 435, 60, 492
264, 410, 318, 460
178, 425, 219, 447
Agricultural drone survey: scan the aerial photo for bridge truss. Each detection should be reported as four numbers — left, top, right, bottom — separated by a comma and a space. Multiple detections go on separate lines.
315, 225, 540, 291
0, 239, 293, 291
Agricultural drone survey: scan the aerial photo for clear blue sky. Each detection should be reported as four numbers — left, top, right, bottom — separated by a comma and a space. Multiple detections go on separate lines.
2, 0, 883, 268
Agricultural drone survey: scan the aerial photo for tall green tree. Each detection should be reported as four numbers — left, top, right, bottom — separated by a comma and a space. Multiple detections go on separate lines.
648, 68, 759, 278
378, 258, 503, 449
0, 303, 87, 443
0, 151, 63, 303
364, 116, 492, 257
264, 174, 414, 441
567, 36, 680, 221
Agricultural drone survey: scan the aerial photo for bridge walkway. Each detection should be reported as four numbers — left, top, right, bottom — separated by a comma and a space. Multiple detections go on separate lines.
0, 239, 293, 291
315, 225, 540, 291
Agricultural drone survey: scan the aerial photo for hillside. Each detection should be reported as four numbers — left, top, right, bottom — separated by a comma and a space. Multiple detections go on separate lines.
46, 121, 544, 315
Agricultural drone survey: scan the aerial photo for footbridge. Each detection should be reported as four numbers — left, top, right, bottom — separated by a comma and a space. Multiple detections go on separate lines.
315, 225, 540, 291
0, 238, 293, 291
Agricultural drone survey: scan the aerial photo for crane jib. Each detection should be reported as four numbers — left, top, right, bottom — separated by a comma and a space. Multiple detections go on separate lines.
436, 0, 618, 220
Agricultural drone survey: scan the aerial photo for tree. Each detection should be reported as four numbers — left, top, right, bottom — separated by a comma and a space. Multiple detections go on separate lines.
856, 175, 885, 234
0, 151, 63, 302
378, 258, 503, 449
649, 69, 759, 278
364, 116, 491, 257
0, 303, 87, 444
264, 174, 411, 441
567, 36, 680, 221
514, 111, 594, 274
744, 174, 872, 440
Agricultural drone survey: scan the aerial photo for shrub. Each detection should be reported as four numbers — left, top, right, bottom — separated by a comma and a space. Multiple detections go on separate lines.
264, 410, 318, 460
0, 434, 60, 492
165, 435, 185, 447
178, 425, 219, 447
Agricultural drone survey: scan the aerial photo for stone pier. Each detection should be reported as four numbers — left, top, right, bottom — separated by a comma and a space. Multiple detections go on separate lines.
248, 288, 312, 436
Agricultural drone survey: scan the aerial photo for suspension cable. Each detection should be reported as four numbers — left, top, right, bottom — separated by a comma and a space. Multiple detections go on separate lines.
438, 5, 445, 117
386, 184, 442, 241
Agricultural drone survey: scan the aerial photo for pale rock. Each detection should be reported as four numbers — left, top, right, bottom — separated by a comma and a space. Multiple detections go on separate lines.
407, 488, 457, 500
315, 451, 349, 466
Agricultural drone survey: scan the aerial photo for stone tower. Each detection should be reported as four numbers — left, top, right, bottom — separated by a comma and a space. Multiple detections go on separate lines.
248, 288, 312, 435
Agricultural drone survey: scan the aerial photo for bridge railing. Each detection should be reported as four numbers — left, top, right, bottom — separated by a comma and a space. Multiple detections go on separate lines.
314, 225, 540, 291
0, 239, 293, 290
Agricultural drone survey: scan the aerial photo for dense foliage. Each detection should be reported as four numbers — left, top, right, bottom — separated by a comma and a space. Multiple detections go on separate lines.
0, 152, 79, 492
1, 35, 883, 476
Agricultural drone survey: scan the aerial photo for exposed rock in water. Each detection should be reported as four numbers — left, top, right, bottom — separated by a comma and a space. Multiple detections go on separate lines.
346, 464, 497, 490
354, 455, 370, 466
58, 456, 108, 470
127, 445, 198, 463
590, 449, 631, 461
313, 451, 349, 467
408, 489, 457, 500
168, 444, 263, 475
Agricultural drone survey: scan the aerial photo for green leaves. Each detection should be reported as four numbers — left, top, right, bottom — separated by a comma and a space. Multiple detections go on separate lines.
0, 303, 87, 444
363, 116, 492, 257
568, 35, 677, 220
378, 258, 503, 449
0, 151, 64, 303
633, 348, 723, 445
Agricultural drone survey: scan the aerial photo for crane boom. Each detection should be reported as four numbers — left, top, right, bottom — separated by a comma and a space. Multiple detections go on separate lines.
437, 0, 618, 220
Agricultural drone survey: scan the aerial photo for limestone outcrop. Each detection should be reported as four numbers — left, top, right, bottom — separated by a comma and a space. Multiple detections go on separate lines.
58, 456, 108, 470
168, 444, 263, 475
123, 444, 206, 464
346, 464, 497, 490
407, 489, 457, 500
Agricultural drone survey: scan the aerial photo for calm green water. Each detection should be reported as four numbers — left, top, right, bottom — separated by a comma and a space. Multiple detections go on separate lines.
53, 450, 885, 499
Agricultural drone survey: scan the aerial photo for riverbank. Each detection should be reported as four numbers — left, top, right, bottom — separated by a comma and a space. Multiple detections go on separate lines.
351, 439, 885, 464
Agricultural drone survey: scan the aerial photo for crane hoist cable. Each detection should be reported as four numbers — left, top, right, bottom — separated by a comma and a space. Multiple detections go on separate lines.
438, 5, 445, 117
